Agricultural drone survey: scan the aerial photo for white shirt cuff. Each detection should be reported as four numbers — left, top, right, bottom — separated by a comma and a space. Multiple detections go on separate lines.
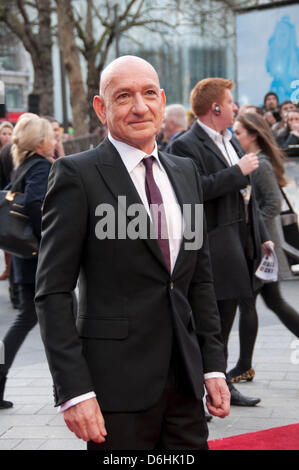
58, 392, 96, 413
204, 372, 226, 380
58, 374, 225, 413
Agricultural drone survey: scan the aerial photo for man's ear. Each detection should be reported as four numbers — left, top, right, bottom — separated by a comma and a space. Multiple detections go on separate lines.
93, 95, 107, 125
161, 89, 166, 107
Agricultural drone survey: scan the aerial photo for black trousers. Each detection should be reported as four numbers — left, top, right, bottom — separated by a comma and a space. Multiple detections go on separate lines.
88, 350, 209, 451
0, 283, 37, 379
236, 281, 299, 369
217, 299, 238, 367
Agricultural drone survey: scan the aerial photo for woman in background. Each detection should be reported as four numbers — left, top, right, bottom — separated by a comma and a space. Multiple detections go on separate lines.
0, 121, 14, 280
228, 112, 299, 383
284, 109, 299, 148
0, 121, 13, 149
276, 109, 299, 149
0, 116, 55, 409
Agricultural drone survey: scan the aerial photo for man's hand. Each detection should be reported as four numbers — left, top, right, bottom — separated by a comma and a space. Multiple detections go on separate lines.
262, 240, 275, 256
238, 153, 259, 176
204, 378, 230, 418
63, 398, 107, 443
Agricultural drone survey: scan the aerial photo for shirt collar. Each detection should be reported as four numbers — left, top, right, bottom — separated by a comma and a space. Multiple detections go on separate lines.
108, 132, 161, 173
197, 119, 232, 144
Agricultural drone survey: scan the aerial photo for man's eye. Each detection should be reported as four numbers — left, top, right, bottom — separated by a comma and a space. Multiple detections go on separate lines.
117, 93, 129, 100
146, 90, 156, 95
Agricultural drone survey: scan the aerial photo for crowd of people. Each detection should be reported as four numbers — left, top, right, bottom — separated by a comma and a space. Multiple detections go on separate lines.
163, 90, 299, 383
0, 57, 298, 450
158, 91, 299, 156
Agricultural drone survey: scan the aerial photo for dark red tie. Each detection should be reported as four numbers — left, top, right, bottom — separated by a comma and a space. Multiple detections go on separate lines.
143, 156, 171, 272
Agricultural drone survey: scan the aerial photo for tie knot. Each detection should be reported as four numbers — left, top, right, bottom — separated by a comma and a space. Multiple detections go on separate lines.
143, 156, 155, 171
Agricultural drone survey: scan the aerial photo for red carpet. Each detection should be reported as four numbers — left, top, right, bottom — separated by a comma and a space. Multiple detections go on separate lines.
208, 423, 299, 450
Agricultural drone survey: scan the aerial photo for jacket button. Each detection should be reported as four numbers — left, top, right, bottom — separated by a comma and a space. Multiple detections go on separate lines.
170, 282, 174, 290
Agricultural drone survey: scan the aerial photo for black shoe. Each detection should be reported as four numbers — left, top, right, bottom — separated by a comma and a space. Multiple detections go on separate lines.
0, 399, 13, 409
229, 384, 260, 407
0, 376, 13, 409
205, 411, 213, 422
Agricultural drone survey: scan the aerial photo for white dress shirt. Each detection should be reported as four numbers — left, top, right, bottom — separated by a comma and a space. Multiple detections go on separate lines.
108, 133, 184, 273
59, 134, 224, 413
197, 119, 240, 166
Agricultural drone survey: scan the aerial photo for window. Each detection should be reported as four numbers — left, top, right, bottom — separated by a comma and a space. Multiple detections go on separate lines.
189, 47, 227, 90
0, 25, 18, 71
5, 86, 23, 109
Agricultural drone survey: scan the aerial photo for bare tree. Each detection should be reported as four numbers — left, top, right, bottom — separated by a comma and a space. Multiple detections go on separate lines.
55, 0, 89, 136
72, 0, 185, 131
63, 0, 290, 131
0, 0, 54, 116
1, 0, 289, 133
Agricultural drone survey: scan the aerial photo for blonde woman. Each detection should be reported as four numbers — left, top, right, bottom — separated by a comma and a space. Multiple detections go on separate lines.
0, 116, 55, 409
0, 121, 14, 280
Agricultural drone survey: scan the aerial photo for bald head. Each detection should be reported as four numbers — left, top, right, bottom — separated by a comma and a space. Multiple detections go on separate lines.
99, 56, 160, 97
93, 55, 166, 154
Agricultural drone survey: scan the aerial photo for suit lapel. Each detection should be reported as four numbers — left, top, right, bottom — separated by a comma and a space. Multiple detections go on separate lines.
94, 138, 168, 272
94, 138, 143, 211
191, 122, 230, 168
158, 151, 196, 274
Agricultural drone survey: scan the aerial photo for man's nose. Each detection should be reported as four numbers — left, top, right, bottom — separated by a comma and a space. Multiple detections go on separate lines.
132, 94, 148, 114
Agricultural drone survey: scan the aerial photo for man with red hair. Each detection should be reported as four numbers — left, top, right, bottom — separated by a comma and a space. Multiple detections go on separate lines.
171, 78, 272, 407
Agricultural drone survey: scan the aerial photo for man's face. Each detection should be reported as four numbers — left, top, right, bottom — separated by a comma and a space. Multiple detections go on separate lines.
51, 121, 61, 142
94, 60, 166, 154
218, 89, 238, 130
281, 103, 296, 119
288, 111, 299, 131
162, 113, 175, 141
265, 94, 278, 110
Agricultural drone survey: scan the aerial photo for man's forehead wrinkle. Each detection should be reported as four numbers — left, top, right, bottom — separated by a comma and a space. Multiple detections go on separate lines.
99, 57, 160, 96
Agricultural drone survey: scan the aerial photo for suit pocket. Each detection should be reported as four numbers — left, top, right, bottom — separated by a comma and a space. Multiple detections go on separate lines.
76, 316, 129, 339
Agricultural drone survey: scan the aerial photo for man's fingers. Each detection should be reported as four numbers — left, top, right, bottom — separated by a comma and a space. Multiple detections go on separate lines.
86, 414, 107, 443
63, 398, 107, 443
238, 153, 259, 175
65, 413, 106, 442
204, 378, 230, 419
206, 394, 230, 418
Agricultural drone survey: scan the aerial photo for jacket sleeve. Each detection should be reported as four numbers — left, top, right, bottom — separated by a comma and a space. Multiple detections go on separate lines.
187, 160, 226, 374
23, 160, 51, 240
35, 157, 94, 406
170, 138, 249, 202
252, 159, 282, 221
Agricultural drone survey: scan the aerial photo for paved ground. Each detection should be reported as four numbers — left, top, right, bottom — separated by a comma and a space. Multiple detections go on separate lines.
0, 253, 298, 450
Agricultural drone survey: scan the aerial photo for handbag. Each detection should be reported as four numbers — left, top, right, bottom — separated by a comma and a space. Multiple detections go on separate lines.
0, 157, 42, 259
280, 188, 299, 251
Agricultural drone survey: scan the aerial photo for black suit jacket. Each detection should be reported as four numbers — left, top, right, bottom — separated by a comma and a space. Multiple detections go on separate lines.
35, 138, 226, 412
170, 122, 268, 300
